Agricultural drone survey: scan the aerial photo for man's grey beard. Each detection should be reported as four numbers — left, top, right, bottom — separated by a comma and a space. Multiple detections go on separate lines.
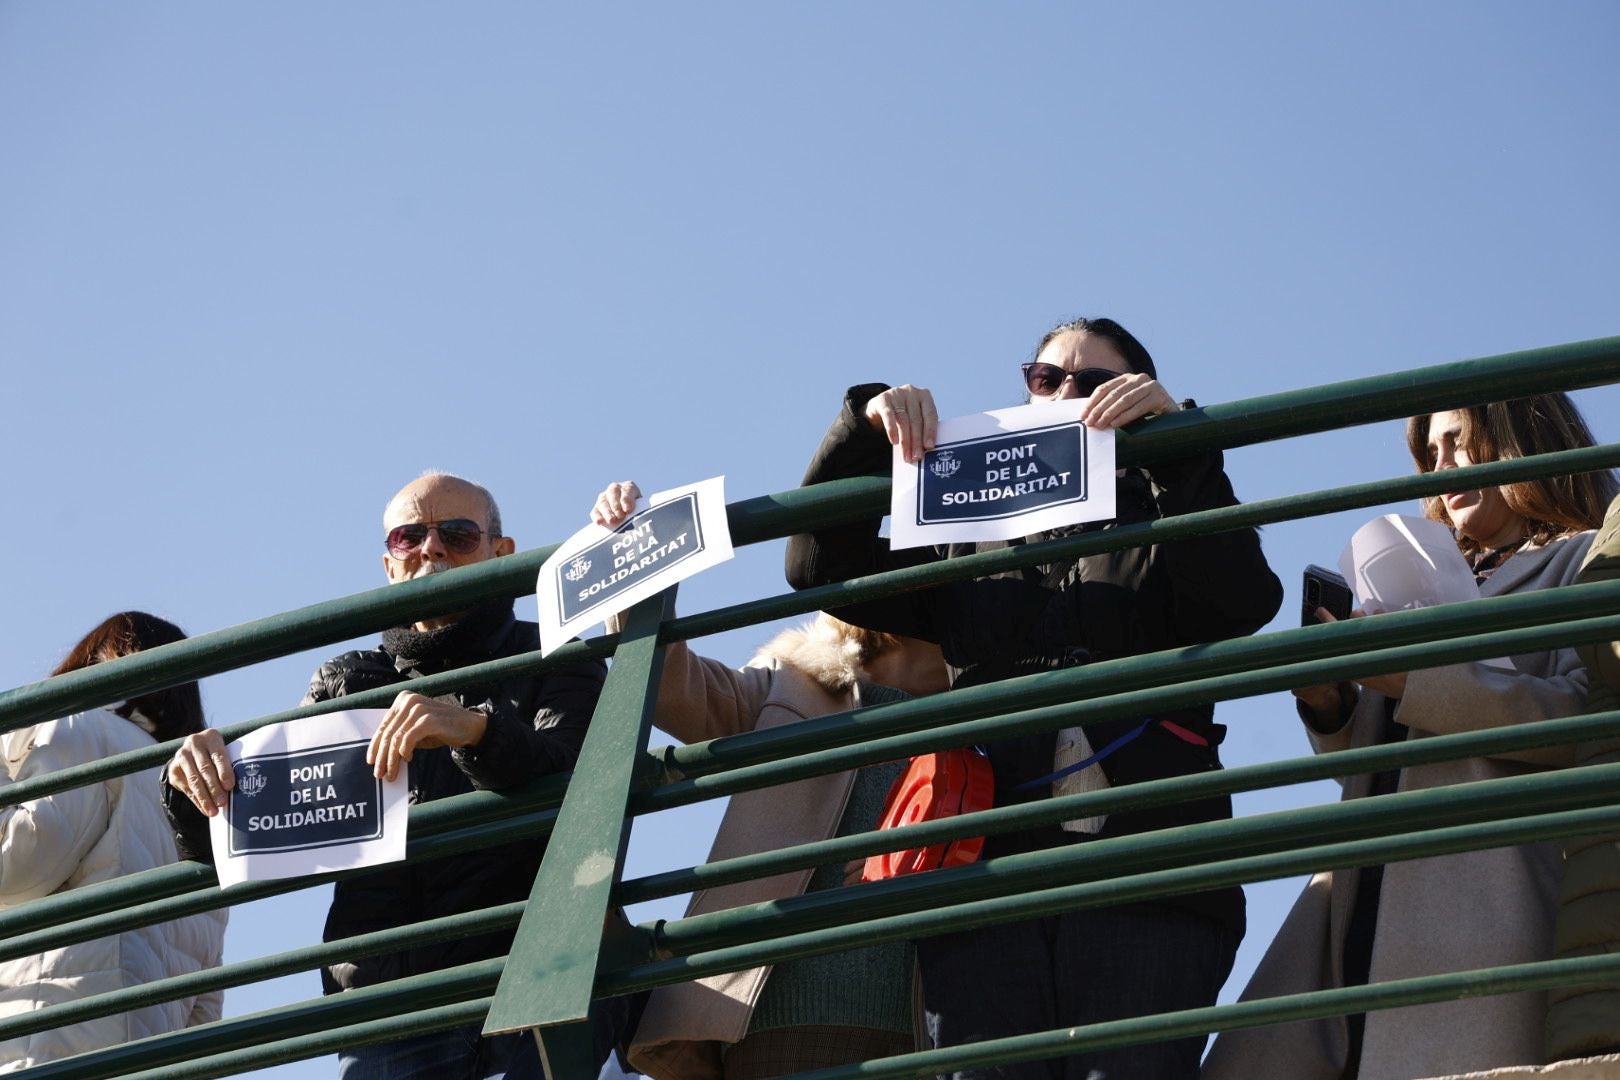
408, 560, 457, 579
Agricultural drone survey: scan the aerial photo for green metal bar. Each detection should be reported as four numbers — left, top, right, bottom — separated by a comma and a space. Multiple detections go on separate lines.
0, 771, 566, 941
105, 997, 496, 1080
0, 642, 605, 805
649, 758, 1620, 956
642, 593, 1620, 808
667, 439, 1620, 682
483, 589, 671, 1039
18, 581, 1600, 957
787, 952, 1620, 1080
1114, 334, 1620, 464
4, 336, 1614, 733
16, 958, 504, 1080
8, 441, 1614, 799
0, 901, 523, 1044
598, 801, 1620, 996
0, 797, 555, 964
618, 707, 1620, 905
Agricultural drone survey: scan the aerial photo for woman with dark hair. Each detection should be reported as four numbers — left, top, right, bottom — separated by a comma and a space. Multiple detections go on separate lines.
786, 317, 1284, 1079
1204, 394, 1618, 1080
1, 612, 227, 1068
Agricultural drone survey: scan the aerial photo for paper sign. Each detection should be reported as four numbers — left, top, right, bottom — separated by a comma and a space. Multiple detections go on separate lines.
889, 400, 1116, 550
537, 476, 734, 655
210, 709, 407, 887
1338, 513, 1511, 669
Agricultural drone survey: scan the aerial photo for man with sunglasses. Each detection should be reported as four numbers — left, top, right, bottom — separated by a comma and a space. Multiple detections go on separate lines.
164, 471, 611, 1079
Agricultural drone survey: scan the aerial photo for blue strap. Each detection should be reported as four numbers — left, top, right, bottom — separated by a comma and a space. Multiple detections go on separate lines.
1011, 718, 1153, 794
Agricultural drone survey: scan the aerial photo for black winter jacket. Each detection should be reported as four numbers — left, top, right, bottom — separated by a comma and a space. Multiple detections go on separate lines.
785, 385, 1284, 932
166, 602, 606, 993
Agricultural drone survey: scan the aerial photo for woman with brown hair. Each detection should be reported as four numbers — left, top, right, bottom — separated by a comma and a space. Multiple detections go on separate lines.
0, 612, 227, 1069
1204, 393, 1619, 1080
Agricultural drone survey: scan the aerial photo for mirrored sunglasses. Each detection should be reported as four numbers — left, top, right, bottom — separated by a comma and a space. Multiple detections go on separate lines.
384, 519, 486, 558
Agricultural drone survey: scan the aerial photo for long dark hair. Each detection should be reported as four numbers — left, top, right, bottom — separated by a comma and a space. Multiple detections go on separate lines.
1406, 394, 1619, 555
1033, 317, 1157, 379
52, 612, 205, 742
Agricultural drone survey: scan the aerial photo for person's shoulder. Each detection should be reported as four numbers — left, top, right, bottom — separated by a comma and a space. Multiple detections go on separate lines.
23, 708, 140, 757
312, 646, 395, 678
305, 646, 399, 701
1527, 530, 1599, 581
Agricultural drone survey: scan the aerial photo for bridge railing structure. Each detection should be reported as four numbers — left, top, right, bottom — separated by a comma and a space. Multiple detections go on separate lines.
3, 336, 1620, 1079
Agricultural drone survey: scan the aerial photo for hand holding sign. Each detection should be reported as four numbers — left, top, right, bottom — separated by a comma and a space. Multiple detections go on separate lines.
1077, 371, 1181, 429
537, 477, 735, 656
865, 384, 940, 464
169, 728, 237, 817
367, 691, 490, 782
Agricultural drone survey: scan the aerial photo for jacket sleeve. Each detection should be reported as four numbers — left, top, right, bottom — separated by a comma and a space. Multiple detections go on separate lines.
1145, 445, 1284, 645
1394, 652, 1589, 768
454, 656, 609, 790
605, 613, 775, 744
784, 383, 944, 640
0, 718, 111, 904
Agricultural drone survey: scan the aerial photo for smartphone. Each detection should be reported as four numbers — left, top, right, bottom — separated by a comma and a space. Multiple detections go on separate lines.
1302, 565, 1353, 626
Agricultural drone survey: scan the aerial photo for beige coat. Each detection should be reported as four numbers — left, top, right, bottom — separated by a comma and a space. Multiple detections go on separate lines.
1203, 532, 1595, 1080
627, 621, 890, 1080
0, 710, 228, 1070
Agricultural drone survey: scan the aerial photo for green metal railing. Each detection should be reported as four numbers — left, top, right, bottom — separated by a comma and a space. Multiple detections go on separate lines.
2, 334, 1618, 1078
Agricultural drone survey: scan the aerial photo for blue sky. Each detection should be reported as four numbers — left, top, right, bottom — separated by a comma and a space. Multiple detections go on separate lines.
3, 4, 1618, 1076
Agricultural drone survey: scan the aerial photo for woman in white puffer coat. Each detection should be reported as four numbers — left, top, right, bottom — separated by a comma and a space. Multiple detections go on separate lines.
0, 612, 227, 1070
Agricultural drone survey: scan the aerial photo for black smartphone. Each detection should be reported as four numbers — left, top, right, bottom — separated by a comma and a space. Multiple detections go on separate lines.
1302, 565, 1353, 626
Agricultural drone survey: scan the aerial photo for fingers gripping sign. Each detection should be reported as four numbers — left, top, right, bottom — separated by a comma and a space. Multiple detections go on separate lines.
865, 384, 940, 464
168, 729, 235, 817
1079, 372, 1180, 430
366, 691, 490, 782
590, 481, 643, 529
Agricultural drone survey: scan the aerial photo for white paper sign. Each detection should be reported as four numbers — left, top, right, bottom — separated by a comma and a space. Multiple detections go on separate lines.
1338, 513, 1512, 669
209, 709, 407, 887
536, 476, 734, 656
889, 400, 1116, 550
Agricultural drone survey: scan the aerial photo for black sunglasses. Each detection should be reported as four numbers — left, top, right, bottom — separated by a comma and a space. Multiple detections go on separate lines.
1021, 362, 1123, 399
384, 519, 488, 558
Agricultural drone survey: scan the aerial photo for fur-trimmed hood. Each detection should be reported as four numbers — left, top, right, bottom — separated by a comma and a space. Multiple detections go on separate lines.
755, 620, 866, 695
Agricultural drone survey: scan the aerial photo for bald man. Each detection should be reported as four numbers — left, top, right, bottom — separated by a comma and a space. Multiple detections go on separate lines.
165, 471, 609, 1078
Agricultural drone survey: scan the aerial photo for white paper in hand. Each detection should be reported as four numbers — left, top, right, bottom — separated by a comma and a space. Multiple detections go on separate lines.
209, 709, 408, 887
889, 400, 1116, 551
536, 477, 734, 656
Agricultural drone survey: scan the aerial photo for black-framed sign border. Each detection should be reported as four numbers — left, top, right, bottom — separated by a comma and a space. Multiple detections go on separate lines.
226, 738, 387, 857
914, 420, 1091, 526
554, 491, 707, 625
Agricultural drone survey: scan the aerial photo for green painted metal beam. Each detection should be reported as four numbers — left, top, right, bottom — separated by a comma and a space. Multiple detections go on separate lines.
0, 902, 523, 1045
599, 801, 1620, 997
7, 439, 1614, 792
618, 707, 1620, 905
648, 758, 1620, 956
16, 958, 505, 1080
0, 798, 555, 965
13, 583, 1613, 963
0, 771, 565, 942
483, 589, 671, 1042
641, 598, 1620, 811
107, 998, 496, 1080
666, 440, 1620, 724
787, 950, 1620, 1080
4, 335, 1613, 733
